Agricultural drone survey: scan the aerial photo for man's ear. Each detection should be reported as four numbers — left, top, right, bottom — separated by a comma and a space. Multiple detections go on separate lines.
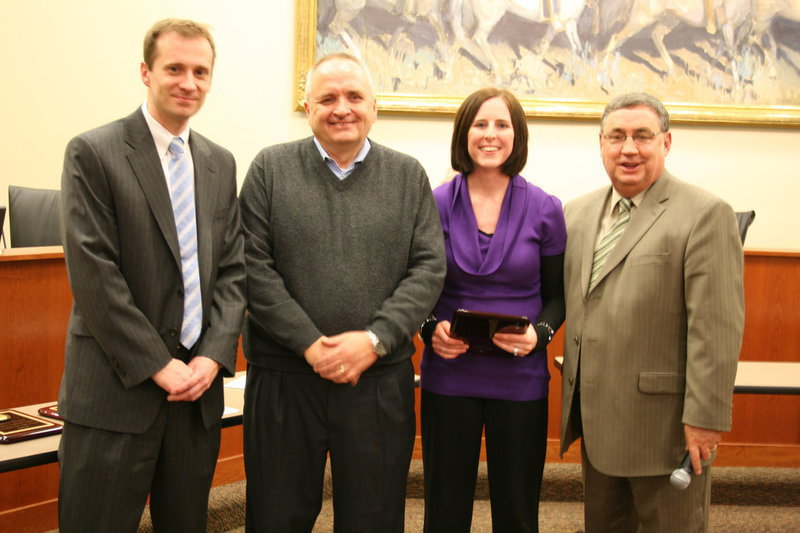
141, 62, 151, 87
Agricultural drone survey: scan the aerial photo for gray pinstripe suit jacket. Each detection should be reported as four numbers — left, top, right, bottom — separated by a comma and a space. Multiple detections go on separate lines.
58, 109, 246, 433
560, 171, 744, 476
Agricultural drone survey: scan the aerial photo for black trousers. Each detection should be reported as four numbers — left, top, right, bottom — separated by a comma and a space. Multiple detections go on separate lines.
58, 400, 220, 533
243, 361, 416, 533
421, 390, 548, 533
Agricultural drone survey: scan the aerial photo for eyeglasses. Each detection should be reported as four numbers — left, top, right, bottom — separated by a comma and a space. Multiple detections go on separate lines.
603, 131, 661, 146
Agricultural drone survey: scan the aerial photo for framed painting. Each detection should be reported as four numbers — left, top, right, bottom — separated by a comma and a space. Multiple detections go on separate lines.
294, 0, 800, 126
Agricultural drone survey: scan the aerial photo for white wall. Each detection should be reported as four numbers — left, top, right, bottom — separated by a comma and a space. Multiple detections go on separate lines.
2, 0, 798, 249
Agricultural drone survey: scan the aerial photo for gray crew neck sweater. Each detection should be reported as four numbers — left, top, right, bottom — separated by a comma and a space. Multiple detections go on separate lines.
239, 137, 446, 374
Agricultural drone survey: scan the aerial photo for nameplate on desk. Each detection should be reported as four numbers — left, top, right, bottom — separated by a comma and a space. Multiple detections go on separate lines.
0, 409, 62, 444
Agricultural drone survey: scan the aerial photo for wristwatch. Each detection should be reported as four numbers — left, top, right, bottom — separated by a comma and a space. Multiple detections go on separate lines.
419, 314, 438, 346
535, 321, 555, 344
365, 329, 387, 357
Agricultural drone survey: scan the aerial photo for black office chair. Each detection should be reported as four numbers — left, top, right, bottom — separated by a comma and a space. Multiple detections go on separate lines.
8, 185, 62, 247
0, 205, 6, 248
735, 210, 755, 244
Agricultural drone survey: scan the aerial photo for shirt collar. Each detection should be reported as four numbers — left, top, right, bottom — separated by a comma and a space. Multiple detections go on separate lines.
313, 137, 371, 179
141, 102, 190, 157
609, 187, 646, 215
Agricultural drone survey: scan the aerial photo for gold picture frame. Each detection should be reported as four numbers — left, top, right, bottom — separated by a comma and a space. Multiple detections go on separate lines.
294, 0, 800, 126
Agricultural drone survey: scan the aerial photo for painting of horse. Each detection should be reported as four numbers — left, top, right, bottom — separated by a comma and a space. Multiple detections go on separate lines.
295, 0, 800, 125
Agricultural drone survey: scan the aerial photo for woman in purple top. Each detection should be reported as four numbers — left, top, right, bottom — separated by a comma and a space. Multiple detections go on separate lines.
420, 88, 567, 532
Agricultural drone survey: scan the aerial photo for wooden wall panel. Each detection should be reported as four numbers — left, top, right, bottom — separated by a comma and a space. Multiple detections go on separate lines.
740, 252, 800, 363
1, 249, 71, 406
727, 252, 800, 449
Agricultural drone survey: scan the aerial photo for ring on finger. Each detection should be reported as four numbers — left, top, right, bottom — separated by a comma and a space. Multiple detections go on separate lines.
513, 347, 520, 357
339, 364, 346, 374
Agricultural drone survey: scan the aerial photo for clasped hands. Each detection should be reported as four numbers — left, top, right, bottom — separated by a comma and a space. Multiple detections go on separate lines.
152, 356, 222, 402
305, 331, 378, 386
431, 320, 538, 360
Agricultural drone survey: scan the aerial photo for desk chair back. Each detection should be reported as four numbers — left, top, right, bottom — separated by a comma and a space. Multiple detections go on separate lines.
0, 205, 6, 247
735, 210, 756, 244
8, 186, 61, 247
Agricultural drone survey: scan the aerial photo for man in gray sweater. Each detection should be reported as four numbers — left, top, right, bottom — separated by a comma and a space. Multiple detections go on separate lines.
239, 53, 446, 532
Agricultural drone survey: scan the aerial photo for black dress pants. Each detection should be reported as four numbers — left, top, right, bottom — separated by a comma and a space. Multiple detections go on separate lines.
243, 361, 416, 533
421, 389, 548, 533
58, 400, 220, 533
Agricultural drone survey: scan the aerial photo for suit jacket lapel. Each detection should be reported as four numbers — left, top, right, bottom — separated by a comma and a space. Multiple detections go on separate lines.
190, 133, 217, 298
124, 110, 181, 267
580, 188, 612, 299
591, 172, 672, 291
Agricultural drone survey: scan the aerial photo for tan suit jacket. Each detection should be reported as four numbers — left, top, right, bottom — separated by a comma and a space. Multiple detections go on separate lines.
560, 171, 744, 476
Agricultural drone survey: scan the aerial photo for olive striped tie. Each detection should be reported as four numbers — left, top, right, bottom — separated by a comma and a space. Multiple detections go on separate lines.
589, 198, 631, 292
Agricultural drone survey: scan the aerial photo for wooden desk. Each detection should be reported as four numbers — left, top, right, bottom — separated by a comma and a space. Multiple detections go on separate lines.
553, 357, 800, 395
0, 373, 247, 474
0, 248, 245, 532
735, 361, 800, 394
0, 403, 62, 473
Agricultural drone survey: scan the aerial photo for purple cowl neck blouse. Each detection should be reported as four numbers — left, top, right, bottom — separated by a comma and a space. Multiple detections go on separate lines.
420, 173, 567, 401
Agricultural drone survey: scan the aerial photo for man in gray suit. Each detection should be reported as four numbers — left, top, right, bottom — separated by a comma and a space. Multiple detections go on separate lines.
57, 19, 245, 532
560, 93, 744, 532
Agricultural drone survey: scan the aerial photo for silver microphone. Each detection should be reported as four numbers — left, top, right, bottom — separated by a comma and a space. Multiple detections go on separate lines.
670, 452, 693, 490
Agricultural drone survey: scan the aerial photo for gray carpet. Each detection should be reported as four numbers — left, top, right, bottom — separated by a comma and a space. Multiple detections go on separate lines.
125, 461, 800, 532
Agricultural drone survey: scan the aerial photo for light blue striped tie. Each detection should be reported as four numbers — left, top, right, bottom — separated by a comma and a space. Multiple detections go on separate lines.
589, 198, 631, 292
168, 138, 201, 349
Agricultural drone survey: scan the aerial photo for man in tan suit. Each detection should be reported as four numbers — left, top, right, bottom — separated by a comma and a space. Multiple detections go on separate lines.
560, 93, 744, 532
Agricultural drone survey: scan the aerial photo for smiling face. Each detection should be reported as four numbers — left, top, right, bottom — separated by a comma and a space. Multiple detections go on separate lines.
304, 57, 377, 157
600, 105, 671, 198
467, 96, 514, 175
141, 31, 213, 134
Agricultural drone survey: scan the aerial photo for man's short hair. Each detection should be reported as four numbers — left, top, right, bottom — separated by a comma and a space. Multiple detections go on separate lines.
304, 53, 375, 102
601, 92, 670, 133
143, 18, 216, 69
450, 87, 529, 178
